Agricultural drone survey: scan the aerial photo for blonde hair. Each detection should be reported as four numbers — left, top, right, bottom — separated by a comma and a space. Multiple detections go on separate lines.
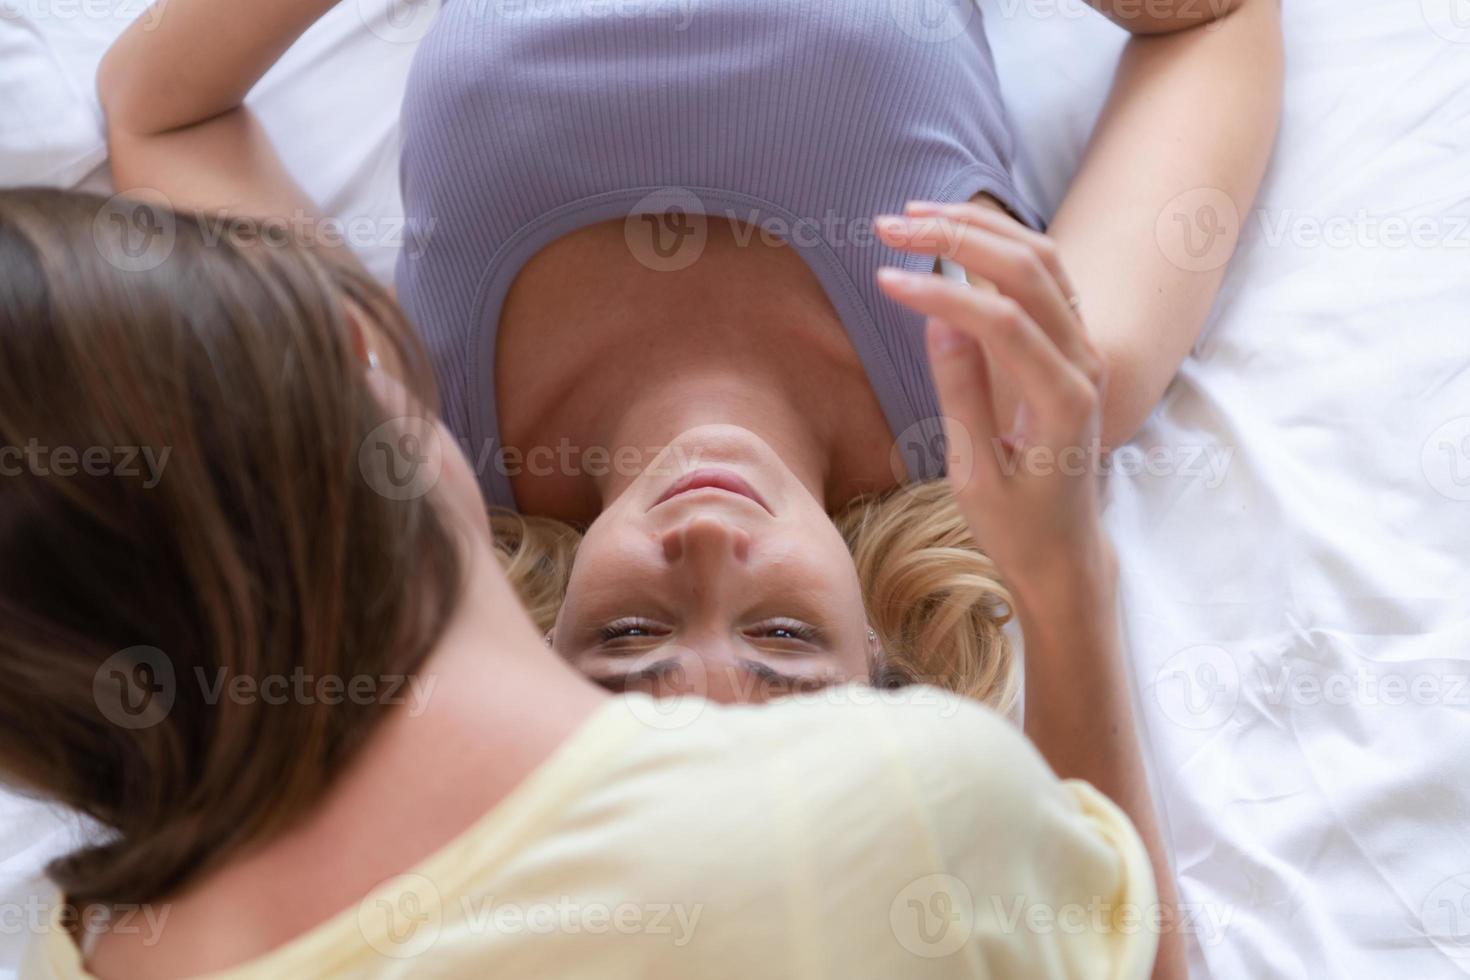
489, 511, 583, 631
834, 481, 1016, 710
491, 480, 1016, 711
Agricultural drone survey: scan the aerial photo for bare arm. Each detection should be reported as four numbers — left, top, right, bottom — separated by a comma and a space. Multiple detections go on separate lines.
1010, 547, 1186, 980
882, 17, 1280, 970
98, 0, 339, 137
877, 208, 1185, 979
1084, 0, 1247, 35
1056, 0, 1284, 445
97, 0, 346, 259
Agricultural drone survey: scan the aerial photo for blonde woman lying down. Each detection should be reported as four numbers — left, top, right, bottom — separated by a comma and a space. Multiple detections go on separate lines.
92, 2, 1279, 976
98, 0, 1281, 711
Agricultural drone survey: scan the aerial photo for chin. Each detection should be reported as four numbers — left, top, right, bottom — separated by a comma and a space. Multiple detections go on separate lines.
661, 424, 777, 465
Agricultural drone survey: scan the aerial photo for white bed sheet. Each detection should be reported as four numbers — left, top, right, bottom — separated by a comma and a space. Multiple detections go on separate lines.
3, 1, 1468, 977
990, 2, 1470, 976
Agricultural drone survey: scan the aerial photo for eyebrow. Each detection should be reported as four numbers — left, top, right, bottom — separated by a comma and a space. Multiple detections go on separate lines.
587, 658, 840, 695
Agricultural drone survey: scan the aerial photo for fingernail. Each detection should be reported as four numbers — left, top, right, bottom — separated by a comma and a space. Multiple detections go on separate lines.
905, 201, 943, 215
928, 318, 966, 354
875, 215, 909, 235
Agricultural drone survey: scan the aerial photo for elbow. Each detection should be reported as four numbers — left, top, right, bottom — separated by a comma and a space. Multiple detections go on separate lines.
1107, 0, 1260, 36
96, 37, 167, 138
1099, 408, 1149, 456
96, 43, 137, 135
1096, 348, 1163, 451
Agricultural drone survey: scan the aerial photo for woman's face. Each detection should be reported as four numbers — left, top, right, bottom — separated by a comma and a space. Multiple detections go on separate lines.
553, 425, 875, 704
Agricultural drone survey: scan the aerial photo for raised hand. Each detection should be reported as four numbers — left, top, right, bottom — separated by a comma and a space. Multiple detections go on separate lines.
875, 202, 1110, 594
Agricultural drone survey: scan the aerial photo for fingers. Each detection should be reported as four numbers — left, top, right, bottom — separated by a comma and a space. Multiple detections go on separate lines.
907, 200, 1080, 308
924, 317, 1002, 494
877, 268, 1099, 448
875, 209, 1102, 383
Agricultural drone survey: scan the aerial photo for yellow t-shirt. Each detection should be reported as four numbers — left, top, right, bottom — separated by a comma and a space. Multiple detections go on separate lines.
27, 688, 1159, 979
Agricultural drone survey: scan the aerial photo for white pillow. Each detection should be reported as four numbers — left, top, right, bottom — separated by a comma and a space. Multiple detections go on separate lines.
0, 9, 106, 187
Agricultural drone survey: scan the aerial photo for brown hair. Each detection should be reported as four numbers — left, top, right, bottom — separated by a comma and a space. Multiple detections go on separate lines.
0, 189, 463, 907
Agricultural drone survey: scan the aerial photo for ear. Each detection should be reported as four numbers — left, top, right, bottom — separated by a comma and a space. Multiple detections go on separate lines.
343, 300, 380, 370
867, 625, 884, 659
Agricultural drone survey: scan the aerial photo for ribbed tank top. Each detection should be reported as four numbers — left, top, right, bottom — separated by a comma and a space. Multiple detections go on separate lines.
396, 0, 1042, 510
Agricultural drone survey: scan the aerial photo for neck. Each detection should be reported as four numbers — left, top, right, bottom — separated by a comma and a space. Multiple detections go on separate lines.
498, 219, 899, 520
89, 536, 605, 979
277, 533, 606, 870
373, 533, 605, 761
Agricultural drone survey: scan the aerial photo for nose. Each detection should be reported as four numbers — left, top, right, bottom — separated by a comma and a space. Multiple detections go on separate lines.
660, 515, 752, 570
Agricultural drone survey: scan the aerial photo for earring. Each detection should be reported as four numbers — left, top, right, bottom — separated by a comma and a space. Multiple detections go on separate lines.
867, 628, 878, 642
543, 633, 553, 647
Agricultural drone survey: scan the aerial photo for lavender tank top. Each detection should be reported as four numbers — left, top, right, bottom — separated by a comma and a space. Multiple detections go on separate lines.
396, 0, 1042, 510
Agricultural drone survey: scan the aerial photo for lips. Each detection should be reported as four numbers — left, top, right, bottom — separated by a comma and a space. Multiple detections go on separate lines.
652, 467, 771, 514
